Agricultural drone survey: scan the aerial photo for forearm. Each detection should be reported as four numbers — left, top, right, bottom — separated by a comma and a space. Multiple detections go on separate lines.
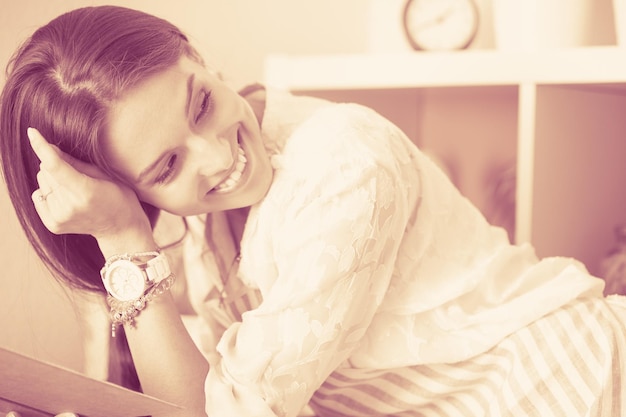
99, 233, 209, 417
124, 293, 209, 417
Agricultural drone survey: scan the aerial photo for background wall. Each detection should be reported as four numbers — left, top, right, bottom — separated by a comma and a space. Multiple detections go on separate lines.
1, 0, 618, 373
0, 0, 369, 372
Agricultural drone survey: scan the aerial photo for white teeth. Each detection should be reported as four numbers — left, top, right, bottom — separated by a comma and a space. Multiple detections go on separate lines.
230, 170, 242, 181
213, 145, 247, 193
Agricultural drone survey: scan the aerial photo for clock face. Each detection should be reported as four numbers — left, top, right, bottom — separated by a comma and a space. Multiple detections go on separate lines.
403, 0, 479, 51
105, 260, 146, 301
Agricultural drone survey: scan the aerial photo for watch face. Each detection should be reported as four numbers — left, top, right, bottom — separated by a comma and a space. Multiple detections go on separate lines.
104, 259, 146, 301
403, 0, 479, 51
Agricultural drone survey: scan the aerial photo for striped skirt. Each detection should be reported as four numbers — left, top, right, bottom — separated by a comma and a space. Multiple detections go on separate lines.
309, 296, 626, 417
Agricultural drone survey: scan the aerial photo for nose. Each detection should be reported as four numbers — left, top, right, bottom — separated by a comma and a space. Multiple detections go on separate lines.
187, 134, 233, 179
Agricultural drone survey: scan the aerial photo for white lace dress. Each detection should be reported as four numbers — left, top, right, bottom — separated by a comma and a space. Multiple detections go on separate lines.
180, 89, 625, 417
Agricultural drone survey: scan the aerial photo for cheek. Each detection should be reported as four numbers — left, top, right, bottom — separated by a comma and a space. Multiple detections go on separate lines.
140, 176, 199, 209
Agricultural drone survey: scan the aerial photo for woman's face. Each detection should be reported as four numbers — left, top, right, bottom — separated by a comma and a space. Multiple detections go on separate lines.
104, 56, 273, 216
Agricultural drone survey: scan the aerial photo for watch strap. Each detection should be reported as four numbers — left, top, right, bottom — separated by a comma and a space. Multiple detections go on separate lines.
145, 252, 171, 284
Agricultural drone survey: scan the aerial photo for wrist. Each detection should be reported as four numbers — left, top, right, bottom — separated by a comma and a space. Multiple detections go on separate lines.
100, 249, 175, 336
96, 227, 157, 260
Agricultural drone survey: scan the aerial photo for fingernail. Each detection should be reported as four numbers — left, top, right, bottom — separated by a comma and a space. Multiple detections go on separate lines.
7, 412, 22, 417
27, 127, 36, 142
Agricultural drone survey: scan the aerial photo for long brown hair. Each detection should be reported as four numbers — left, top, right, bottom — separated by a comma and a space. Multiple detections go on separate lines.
0, 6, 199, 292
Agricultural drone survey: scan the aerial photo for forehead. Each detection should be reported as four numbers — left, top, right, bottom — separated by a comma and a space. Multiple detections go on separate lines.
109, 59, 192, 137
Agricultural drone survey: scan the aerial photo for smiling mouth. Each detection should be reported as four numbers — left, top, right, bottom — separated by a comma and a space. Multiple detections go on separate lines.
212, 144, 247, 194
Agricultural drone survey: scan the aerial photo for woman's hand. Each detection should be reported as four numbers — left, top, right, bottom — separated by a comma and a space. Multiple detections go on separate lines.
28, 128, 155, 255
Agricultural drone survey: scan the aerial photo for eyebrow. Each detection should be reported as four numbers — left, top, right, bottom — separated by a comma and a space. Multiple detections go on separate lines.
136, 74, 194, 184
184, 73, 194, 117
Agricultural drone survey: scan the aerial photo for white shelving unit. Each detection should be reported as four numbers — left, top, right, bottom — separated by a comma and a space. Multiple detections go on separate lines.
264, 47, 626, 275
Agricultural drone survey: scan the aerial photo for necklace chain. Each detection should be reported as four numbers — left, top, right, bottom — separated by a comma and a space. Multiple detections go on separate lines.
218, 253, 241, 307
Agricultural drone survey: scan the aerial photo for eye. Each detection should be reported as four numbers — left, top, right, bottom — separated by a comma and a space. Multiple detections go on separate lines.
195, 90, 213, 123
155, 154, 178, 184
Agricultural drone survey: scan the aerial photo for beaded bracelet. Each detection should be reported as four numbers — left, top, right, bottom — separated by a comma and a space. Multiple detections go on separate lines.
107, 273, 176, 337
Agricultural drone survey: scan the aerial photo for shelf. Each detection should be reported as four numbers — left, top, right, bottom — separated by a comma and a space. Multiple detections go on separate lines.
264, 47, 626, 90
263, 47, 626, 275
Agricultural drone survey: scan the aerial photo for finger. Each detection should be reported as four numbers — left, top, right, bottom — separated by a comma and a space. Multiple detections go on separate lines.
32, 171, 56, 208
67, 155, 110, 180
28, 128, 109, 181
31, 189, 62, 234
36, 169, 54, 194
27, 128, 62, 168
28, 128, 77, 186
31, 189, 50, 217
32, 188, 52, 205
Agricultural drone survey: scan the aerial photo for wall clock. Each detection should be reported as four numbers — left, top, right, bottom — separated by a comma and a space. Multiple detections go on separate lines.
402, 0, 479, 51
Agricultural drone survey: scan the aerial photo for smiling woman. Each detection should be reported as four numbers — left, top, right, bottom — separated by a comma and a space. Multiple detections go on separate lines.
1, 5, 625, 417
103, 56, 272, 215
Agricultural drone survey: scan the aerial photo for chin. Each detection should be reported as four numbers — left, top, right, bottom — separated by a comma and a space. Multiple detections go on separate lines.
227, 177, 273, 210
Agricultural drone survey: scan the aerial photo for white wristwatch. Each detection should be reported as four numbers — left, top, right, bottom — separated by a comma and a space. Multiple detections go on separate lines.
101, 252, 171, 302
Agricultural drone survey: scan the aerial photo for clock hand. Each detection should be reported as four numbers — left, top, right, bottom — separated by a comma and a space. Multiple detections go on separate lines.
413, 8, 453, 32
434, 6, 454, 24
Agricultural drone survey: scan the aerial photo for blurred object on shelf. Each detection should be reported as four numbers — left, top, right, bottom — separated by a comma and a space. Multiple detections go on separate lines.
599, 224, 626, 295
484, 159, 516, 243
492, 0, 615, 51
615, 0, 626, 46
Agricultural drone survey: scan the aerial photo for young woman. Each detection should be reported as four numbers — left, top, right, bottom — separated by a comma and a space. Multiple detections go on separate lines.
1, 5, 624, 417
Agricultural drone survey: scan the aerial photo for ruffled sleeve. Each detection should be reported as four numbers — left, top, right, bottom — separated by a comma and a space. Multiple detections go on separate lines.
204, 104, 420, 416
